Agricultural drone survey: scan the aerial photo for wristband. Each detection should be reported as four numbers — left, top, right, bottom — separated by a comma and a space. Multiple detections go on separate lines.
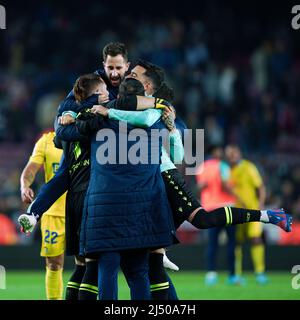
62, 111, 77, 118
154, 98, 167, 109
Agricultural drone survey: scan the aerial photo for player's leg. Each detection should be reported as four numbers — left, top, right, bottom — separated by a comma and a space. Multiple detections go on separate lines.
190, 206, 262, 228
248, 222, 268, 284
162, 170, 260, 227
78, 258, 99, 300
65, 190, 87, 299
40, 215, 65, 300
162, 170, 292, 232
205, 227, 221, 285
122, 249, 151, 300
149, 249, 169, 300
190, 207, 292, 231
98, 251, 120, 300
234, 224, 245, 281
167, 273, 179, 300
225, 225, 239, 284
45, 254, 64, 300
148, 248, 179, 300
65, 255, 86, 300
68, 190, 98, 300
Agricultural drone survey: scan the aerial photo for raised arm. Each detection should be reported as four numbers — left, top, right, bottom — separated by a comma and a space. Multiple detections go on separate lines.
108, 108, 162, 127
169, 129, 184, 164
57, 94, 172, 138
55, 88, 109, 141
161, 107, 185, 163
60, 106, 162, 137
97, 95, 172, 111
57, 90, 99, 116
55, 115, 88, 142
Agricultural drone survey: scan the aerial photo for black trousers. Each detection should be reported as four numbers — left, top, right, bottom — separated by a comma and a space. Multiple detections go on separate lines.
65, 189, 86, 256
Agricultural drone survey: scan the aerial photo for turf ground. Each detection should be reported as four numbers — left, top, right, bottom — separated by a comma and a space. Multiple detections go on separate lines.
0, 270, 299, 300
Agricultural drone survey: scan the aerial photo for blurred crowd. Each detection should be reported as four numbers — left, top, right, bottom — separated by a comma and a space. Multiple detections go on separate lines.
0, 1, 299, 244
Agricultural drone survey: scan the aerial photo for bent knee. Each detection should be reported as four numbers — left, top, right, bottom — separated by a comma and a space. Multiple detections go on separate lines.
46, 255, 64, 270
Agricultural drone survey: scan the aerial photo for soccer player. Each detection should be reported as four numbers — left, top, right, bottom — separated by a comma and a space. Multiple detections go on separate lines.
128, 62, 291, 236
20, 131, 66, 300
58, 74, 109, 300
20, 74, 111, 300
225, 144, 272, 284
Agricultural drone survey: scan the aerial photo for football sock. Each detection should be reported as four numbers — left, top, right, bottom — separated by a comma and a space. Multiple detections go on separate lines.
259, 210, 269, 223
148, 252, 169, 300
251, 244, 265, 274
167, 273, 179, 300
65, 264, 86, 300
45, 267, 63, 300
191, 207, 261, 229
78, 260, 99, 300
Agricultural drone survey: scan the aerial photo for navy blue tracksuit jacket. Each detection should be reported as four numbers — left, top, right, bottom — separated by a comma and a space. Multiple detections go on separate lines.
79, 118, 176, 256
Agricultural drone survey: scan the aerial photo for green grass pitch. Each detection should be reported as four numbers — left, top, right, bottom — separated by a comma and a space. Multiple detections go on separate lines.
0, 270, 299, 300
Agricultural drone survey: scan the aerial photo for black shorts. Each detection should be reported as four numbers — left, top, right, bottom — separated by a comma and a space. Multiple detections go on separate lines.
162, 169, 200, 229
65, 189, 86, 256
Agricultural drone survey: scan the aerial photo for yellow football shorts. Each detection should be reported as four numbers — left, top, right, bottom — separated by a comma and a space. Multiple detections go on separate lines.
40, 215, 65, 257
236, 222, 263, 243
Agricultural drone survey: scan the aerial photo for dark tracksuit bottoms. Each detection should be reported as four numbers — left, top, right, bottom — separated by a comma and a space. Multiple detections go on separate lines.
207, 225, 236, 276
98, 249, 150, 300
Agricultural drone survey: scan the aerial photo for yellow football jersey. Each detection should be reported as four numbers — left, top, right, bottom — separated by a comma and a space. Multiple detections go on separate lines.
29, 131, 66, 217
229, 159, 263, 209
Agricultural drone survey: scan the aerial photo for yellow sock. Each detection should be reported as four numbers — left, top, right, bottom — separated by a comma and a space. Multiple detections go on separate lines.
46, 267, 63, 300
250, 244, 265, 274
235, 246, 243, 276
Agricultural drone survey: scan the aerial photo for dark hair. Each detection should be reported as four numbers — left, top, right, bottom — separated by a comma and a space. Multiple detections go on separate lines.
135, 59, 165, 93
73, 73, 104, 102
226, 144, 242, 154
119, 78, 145, 97
206, 144, 223, 155
153, 82, 174, 103
102, 42, 128, 62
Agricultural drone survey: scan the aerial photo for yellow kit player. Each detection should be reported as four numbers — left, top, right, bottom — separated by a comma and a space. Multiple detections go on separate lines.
225, 144, 268, 284
20, 131, 66, 299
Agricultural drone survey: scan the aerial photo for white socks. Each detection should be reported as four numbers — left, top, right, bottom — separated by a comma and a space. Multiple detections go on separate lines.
260, 210, 269, 223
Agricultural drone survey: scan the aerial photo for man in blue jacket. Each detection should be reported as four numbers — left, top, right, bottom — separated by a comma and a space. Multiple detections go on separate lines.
79, 103, 176, 300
